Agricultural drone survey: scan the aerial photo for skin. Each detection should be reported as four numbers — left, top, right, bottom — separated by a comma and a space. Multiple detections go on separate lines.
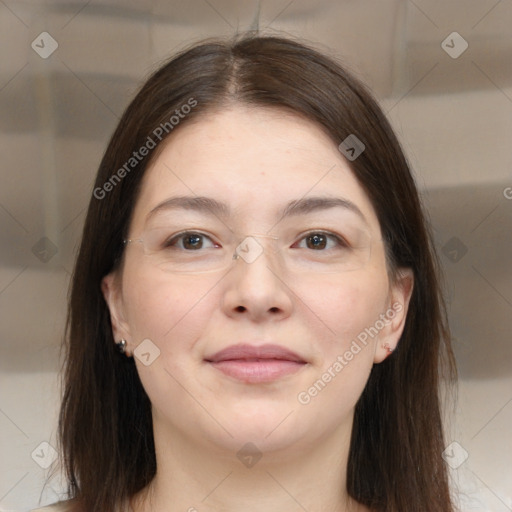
102, 106, 414, 512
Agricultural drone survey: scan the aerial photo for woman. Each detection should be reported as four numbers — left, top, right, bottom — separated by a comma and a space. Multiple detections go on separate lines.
36, 32, 457, 512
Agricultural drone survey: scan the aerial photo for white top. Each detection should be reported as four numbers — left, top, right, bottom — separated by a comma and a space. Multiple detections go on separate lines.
31, 501, 73, 512
31, 498, 132, 511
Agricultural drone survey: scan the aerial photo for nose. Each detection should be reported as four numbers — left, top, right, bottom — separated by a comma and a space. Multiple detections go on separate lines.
221, 237, 293, 322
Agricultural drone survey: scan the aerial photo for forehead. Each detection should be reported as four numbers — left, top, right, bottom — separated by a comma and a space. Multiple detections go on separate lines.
130, 106, 380, 234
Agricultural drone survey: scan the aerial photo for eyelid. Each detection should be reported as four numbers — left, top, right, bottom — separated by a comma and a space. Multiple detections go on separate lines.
152, 228, 359, 251
164, 230, 219, 249
293, 230, 350, 248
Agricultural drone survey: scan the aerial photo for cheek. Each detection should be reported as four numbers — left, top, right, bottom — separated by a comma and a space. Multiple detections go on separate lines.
122, 262, 220, 347
292, 270, 389, 349
292, 273, 388, 426
121, 267, 222, 406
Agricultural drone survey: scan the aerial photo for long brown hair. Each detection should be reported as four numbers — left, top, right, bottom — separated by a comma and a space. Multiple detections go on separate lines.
54, 32, 457, 512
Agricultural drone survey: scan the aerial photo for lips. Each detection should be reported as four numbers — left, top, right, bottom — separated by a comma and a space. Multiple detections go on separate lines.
205, 343, 307, 383
205, 343, 306, 364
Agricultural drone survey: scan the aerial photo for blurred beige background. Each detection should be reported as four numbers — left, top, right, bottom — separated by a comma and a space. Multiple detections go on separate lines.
0, 0, 511, 510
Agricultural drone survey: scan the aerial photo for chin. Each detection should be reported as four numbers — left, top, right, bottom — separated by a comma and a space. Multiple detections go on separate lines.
212, 429, 305, 460
213, 410, 307, 450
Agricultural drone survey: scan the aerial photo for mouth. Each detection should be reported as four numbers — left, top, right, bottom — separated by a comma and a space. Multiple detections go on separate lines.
205, 343, 308, 384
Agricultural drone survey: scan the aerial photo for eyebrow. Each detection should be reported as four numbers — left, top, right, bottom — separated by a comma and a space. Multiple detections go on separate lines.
146, 195, 368, 225
280, 196, 367, 224
147, 196, 230, 222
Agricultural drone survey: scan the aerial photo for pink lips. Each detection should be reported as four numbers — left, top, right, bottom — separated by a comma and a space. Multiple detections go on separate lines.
205, 344, 307, 383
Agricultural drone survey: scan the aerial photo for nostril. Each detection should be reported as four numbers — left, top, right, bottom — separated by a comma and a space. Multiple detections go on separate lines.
235, 305, 246, 312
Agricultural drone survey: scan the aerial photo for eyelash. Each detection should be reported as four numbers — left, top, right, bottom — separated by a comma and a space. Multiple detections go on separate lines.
163, 230, 349, 250
163, 231, 219, 250
294, 230, 349, 250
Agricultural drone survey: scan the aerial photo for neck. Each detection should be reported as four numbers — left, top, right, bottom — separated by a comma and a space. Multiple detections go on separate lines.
131, 412, 369, 512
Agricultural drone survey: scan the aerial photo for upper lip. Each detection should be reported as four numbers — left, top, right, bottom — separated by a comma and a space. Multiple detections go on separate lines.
205, 343, 306, 363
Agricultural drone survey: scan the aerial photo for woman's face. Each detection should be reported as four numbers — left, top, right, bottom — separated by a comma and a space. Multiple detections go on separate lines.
103, 106, 412, 455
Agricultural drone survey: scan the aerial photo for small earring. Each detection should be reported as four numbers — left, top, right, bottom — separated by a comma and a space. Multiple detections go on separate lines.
116, 339, 127, 354
383, 343, 394, 354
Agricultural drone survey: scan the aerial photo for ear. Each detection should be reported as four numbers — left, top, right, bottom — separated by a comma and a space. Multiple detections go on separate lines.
373, 267, 414, 364
101, 272, 133, 356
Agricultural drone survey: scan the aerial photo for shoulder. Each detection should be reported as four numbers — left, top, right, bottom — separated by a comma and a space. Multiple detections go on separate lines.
31, 500, 76, 512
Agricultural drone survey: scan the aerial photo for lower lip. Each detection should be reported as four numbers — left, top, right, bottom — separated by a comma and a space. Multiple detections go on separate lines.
208, 360, 306, 383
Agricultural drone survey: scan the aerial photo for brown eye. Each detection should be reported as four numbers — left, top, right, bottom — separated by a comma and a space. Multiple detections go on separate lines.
182, 233, 203, 250
306, 233, 327, 250
164, 232, 217, 251
293, 231, 348, 251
